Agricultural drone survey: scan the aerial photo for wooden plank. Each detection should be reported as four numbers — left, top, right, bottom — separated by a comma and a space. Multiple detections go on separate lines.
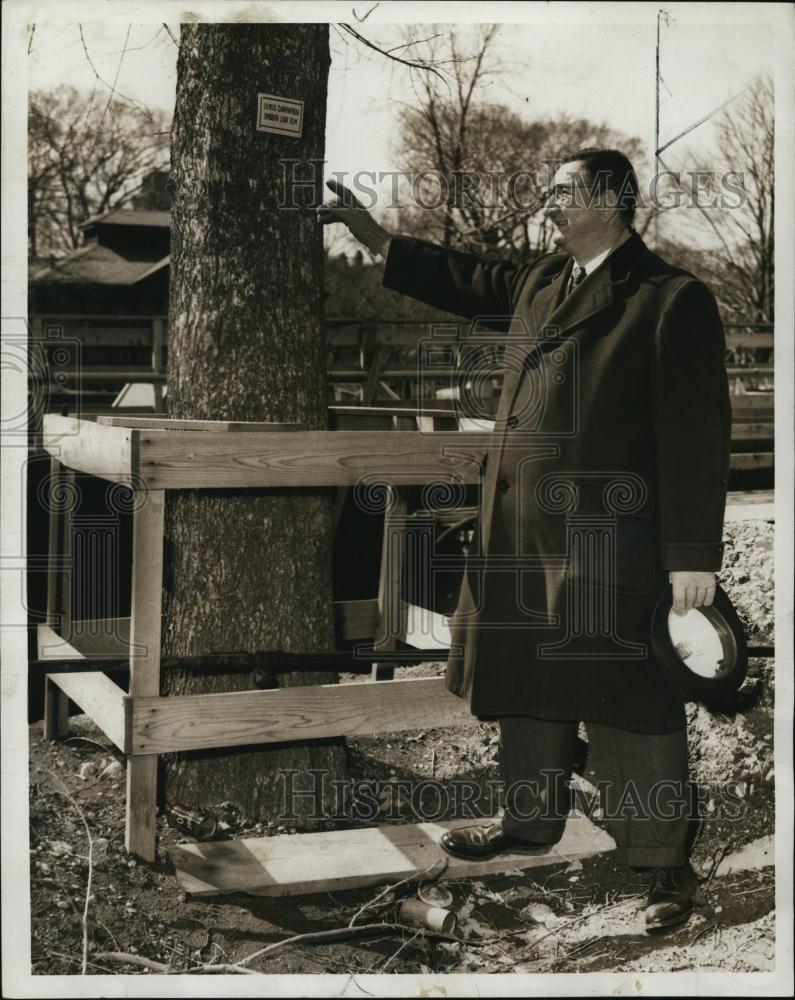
41, 415, 135, 483
47, 370, 168, 383
731, 422, 775, 442
334, 598, 379, 640
725, 331, 773, 349
137, 429, 486, 489
726, 489, 774, 508
169, 811, 615, 898
730, 395, 774, 416
125, 489, 165, 863
46, 671, 127, 750
329, 406, 461, 418
129, 677, 477, 755
96, 416, 305, 432
730, 452, 774, 470
335, 600, 452, 647
36, 619, 137, 660
51, 326, 155, 347
726, 366, 774, 377
43, 676, 69, 740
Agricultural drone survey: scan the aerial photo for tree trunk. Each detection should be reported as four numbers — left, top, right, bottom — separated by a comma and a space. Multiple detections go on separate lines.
162, 23, 347, 824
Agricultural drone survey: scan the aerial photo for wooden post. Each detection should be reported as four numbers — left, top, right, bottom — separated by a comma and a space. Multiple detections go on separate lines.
125, 488, 165, 862
372, 485, 408, 681
45, 456, 63, 629
332, 341, 387, 536
43, 676, 69, 740
61, 468, 76, 641
152, 318, 165, 414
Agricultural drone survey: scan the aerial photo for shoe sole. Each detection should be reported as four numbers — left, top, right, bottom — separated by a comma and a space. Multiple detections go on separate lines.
644, 908, 694, 932
439, 838, 553, 861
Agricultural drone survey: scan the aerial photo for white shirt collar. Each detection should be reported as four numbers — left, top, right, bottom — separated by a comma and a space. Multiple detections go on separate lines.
574, 230, 633, 276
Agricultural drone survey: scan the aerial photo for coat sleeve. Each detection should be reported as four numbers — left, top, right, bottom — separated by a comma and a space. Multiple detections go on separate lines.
650, 278, 732, 572
382, 235, 525, 330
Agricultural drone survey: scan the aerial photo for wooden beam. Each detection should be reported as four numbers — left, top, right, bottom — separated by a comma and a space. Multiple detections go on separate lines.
128, 677, 476, 755
730, 452, 774, 470
136, 429, 486, 489
37, 619, 138, 661
373, 486, 408, 681
96, 416, 305, 432
725, 331, 773, 349
730, 396, 774, 418
125, 489, 165, 862
731, 422, 775, 442
43, 676, 69, 740
169, 812, 615, 898
46, 671, 127, 750
41, 415, 135, 483
334, 599, 379, 640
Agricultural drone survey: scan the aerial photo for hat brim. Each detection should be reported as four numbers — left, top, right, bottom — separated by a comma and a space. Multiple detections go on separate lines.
651, 583, 748, 706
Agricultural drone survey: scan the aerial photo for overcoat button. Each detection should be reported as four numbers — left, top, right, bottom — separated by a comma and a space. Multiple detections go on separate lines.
496, 478, 510, 493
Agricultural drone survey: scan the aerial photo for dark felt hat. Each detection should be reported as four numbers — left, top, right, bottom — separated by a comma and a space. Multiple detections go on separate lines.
651, 583, 748, 706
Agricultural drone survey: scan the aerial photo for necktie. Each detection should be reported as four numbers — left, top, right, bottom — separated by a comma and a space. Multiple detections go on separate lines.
567, 265, 587, 295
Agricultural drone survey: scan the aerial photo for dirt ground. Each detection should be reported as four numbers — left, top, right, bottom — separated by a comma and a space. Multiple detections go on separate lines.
27, 519, 776, 977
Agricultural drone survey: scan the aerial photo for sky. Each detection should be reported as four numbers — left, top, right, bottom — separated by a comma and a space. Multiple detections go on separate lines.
25, 3, 777, 191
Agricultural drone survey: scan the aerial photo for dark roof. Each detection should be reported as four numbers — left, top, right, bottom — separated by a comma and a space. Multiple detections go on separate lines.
80, 209, 170, 229
32, 242, 169, 287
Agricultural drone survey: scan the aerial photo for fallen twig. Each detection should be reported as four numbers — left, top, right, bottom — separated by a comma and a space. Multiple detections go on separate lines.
237, 921, 495, 970
704, 841, 735, 887
94, 951, 257, 975
44, 768, 94, 975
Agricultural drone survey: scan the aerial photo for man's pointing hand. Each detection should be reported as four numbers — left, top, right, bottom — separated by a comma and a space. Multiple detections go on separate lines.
317, 179, 392, 258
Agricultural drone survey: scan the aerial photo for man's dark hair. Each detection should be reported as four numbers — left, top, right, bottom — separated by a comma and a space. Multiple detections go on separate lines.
559, 147, 639, 225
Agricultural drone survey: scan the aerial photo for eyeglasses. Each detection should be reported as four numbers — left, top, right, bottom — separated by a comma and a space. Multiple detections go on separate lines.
543, 182, 589, 206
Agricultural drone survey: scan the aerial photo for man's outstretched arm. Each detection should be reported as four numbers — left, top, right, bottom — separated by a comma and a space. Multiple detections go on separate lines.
317, 179, 523, 324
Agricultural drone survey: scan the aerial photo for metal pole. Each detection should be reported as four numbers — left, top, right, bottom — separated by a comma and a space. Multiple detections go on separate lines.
655, 10, 661, 249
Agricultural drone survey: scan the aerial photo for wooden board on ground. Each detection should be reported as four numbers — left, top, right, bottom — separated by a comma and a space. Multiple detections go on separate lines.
169, 812, 615, 898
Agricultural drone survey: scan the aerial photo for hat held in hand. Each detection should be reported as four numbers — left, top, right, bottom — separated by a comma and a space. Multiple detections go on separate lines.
651, 583, 748, 706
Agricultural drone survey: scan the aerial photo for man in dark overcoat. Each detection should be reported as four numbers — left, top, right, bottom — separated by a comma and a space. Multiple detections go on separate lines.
319, 148, 732, 929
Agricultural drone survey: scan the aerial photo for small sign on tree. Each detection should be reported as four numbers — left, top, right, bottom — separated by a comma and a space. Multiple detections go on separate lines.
256, 93, 304, 137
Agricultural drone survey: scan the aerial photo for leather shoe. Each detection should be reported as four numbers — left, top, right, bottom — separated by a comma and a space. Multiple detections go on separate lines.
439, 823, 552, 861
643, 862, 698, 930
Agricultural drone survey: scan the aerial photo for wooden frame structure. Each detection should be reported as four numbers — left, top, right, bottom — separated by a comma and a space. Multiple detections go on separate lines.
39, 414, 490, 861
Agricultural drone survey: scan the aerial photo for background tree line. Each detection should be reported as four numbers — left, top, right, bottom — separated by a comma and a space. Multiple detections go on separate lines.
28, 85, 170, 264
29, 51, 774, 325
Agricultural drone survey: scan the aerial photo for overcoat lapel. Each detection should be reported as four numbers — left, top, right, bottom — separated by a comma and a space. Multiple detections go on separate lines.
544, 232, 648, 338
494, 233, 649, 452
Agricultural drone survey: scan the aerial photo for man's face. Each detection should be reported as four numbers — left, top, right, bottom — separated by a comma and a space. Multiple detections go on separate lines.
543, 160, 615, 252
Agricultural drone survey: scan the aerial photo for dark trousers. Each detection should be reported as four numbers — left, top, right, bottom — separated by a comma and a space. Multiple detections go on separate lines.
498, 715, 692, 868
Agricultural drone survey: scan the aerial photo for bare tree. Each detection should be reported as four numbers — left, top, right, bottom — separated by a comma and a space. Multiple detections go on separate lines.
675, 74, 774, 323
394, 27, 651, 262
28, 86, 170, 260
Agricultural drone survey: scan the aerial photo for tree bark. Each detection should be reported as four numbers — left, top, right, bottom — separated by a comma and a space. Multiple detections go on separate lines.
163, 23, 347, 824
